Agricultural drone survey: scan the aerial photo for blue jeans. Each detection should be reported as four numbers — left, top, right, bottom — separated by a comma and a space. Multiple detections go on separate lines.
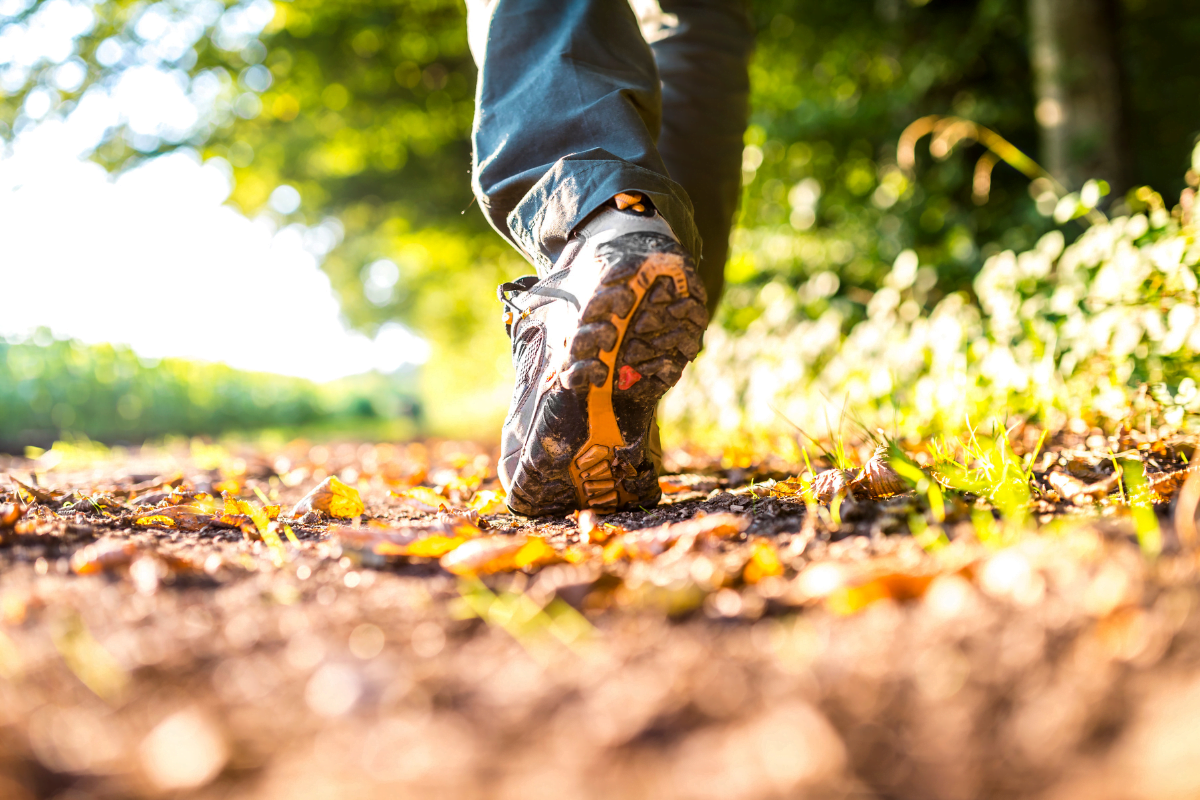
467, 0, 754, 314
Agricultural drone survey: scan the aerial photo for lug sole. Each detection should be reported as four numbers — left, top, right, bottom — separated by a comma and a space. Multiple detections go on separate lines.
503, 232, 707, 518
564, 235, 707, 513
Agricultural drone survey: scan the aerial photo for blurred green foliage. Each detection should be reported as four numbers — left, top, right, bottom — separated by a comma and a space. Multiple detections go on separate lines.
0, 333, 420, 449
5, 0, 1198, 341
730, 0, 1043, 334
728, 0, 1200, 337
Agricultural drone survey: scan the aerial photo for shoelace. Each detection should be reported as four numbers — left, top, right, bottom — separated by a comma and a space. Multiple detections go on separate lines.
497, 275, 580, 336
497, 192, 655, 336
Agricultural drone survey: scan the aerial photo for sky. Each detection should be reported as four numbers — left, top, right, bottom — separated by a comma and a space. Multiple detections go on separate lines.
0, 0, 431, 384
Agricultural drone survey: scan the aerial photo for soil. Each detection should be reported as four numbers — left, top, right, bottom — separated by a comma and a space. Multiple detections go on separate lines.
1, 437, 1199, 800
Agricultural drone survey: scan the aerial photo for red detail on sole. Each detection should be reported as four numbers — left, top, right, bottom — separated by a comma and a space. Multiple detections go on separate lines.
617, 365, 642, 391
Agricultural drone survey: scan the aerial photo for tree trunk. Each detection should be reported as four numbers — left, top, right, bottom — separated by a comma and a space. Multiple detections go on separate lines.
1027, 0, 1130, 193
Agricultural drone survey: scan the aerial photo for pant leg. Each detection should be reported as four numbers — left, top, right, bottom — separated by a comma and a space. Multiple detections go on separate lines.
640, 0, 754, 315
466, 0, 702, 275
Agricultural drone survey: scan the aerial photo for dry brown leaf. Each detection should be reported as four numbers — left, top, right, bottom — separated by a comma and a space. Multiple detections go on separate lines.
813, 469, 854, 503
769, 476, 809, 499
603, 513, 748, 562
851, 449, 908, 499
1047, 471, 1088, 502
10, 477, 64, 505
134, 505, 215, 531
292, 476, 365, 519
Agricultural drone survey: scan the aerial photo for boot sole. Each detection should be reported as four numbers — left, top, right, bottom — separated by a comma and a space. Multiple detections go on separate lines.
507, 232, 707, 516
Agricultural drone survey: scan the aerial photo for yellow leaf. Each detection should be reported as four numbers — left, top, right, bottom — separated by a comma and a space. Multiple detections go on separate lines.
217, 513, 257, 535
222, 491, 253, 517
743, 539, 784, 584
391, 486, 450, 512
440, 534, 560, 577
291, 476, 365, 519
562, 544, 594, 564
601, 538, 628, 564
513, 536, 558, 569
468, 490, 508, 515
133, 505, 214, 531
769, 476, 808, 498
395, 535, 469, 559
444, 474, 483, 498
134, 515, 176, 528
333, 518, 482, 560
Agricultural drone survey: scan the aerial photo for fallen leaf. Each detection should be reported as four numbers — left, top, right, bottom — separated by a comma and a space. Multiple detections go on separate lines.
850, 448, 908, 499
0, 502, 26, 529
379, 535, 469, 559
561, 544, 596, 564
743, 539, 784, 584
334, 517, 483, 560
658, 476, 691, 495
443, 474, 483, 502
391, 486, 450, 513
658, 474, 721, 496
1047, 471, 1087, 502
222, 491, 254, 517
136, 515, 179, 528
63, 492, 128, 515
134, 505, 214, 531
577, 509, 623, 544
71, 541, 140, 574
468, 490, 508, 515
437, 507, 486, 528
813, 469, 854, 503
440, 534, 560, 577
292, 477, 365, 519
769, 475, 811, 500
826, 572, 935, 615
9, 477, 64, 505
158, 489, 215, 511
604, 513, 748, 562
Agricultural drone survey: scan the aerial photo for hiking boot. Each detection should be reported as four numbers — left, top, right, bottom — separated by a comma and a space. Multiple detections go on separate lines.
496, 192, 708, 516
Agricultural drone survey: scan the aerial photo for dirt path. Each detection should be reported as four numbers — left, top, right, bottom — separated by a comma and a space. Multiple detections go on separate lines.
1, 439, 1199, 800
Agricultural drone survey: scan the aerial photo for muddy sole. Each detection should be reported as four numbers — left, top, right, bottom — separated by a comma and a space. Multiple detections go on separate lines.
506, 232, 707, 516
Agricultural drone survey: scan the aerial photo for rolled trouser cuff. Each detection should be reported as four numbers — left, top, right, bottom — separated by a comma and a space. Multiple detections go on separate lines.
506, 148, 702, 275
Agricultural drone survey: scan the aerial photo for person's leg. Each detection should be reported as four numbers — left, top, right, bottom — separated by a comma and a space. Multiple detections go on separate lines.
466, 0, 701, 273
639, 0, 755, 316
467, 0, 711, 516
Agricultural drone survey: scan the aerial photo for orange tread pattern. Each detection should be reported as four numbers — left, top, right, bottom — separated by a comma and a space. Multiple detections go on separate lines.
567, 253, 691, 513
